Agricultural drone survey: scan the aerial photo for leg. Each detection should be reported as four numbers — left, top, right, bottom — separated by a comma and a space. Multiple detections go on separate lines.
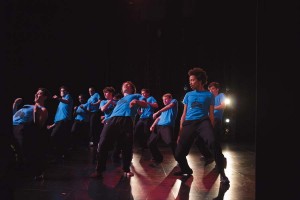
199, 119, 229, 184
148, 128, 163, 163
174, 121, 197, 175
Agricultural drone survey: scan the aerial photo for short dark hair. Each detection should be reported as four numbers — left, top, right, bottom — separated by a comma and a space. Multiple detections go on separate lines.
188, 67, 208, 85
39, 87, 51, 99
60, 85, 68, 92
208, 82, 220, 89
103, 86, 115, 95
122, 81, 136, 94
141, 88, 150, 94
162, 93, 172, 99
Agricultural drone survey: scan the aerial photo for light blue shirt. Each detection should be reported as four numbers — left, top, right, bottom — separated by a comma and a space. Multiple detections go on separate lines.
183, 90, 214, 121
157, 99, 178, 127
109, 94, 146, 121
54, 93, 73, 123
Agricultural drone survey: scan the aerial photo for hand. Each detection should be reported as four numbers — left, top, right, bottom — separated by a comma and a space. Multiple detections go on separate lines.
153, 112, 159, 119
177, 128, 183, 143
176, 136, 180, 144
47, 124, 55, 130
150, 126, 154, 132
129, 99, 138, 108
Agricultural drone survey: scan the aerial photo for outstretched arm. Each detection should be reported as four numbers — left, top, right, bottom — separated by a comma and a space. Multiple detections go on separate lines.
53, 95, 71, 104
150, 117, 160, 132
153, 102, 175, 119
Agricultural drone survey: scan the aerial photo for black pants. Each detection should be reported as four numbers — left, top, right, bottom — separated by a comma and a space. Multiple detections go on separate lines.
134, 118, 153, 148
50, 120, 72, 158
148, 125, 177, 162
13, 124, 47, 176
71, 120, 89, 148
175, 118, 226, 173
195, 118, 224, 159
96, 116, 134, 173
89, 111, 101, 145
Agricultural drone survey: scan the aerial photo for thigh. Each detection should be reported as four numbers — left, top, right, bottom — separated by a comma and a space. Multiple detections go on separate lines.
160, 126, 173, 144
197, 119, 215, 145
98, 120, 118, 150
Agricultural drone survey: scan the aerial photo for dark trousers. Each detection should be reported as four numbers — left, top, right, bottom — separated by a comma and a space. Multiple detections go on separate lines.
89, 111, 101, 145
148, 125, 177, 162
134, 118, 153, 148
50, 120, 72, 158
96, 117, 134, 173
71, 120, 89, 148
175, 118, 226, 174
195, 118, 224, 158
13, 124, 47, 176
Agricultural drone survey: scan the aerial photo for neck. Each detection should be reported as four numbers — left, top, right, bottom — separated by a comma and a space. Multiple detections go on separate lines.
195, 86, 205, 91
35, 101, 44, 107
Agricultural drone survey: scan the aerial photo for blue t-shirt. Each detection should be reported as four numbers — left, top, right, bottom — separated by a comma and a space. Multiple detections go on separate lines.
75, 103, 89, 122
214, 93, 226, 120
54, 93, 74, 123
183, 90, 214, 121
109, 94, 146, 121
13, 105, 35, 125
140, 96, 157, 119
157, 99, 178, 127
100, 99, 118, 121
87, 92, 101, 113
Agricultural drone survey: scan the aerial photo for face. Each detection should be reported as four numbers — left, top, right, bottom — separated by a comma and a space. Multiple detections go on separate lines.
60, 88, 67, 97
34, 89, 46, 103
141, 90, 149, 98
103, 91, 113, 99
122, 82, 133, 94
89, 88, 94, 95
78, 95, 85, 103
208, 86, 219, 96
189, 75, 201, 90
162, 96, 172, 105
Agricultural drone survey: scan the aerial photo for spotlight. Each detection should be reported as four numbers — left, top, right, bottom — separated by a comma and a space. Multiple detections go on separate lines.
225, 98, 231, 106
225, 118, 230, 123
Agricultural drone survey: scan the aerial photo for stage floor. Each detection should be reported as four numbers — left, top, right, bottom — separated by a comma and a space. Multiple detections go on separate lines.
8, 142, 255, 200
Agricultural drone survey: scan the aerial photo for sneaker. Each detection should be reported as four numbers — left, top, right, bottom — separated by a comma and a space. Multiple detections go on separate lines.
123, 171, 134, 177
220, 175, 230, 184
173, 169, 193, 176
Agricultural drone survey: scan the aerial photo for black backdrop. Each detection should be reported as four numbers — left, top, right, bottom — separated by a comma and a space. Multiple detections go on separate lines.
3, 0, 300, 198
5, 0, 256, 142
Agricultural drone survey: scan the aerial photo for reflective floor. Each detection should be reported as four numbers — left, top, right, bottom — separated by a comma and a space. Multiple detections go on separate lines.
6, 142, 255, 200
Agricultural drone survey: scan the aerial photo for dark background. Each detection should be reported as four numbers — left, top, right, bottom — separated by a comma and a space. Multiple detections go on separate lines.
2, 0, 300, 198
5, 0, 257, 144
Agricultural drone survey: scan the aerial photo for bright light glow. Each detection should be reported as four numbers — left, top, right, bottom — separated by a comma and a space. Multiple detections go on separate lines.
225, 118, 230, 123
225, 98, 231, 105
